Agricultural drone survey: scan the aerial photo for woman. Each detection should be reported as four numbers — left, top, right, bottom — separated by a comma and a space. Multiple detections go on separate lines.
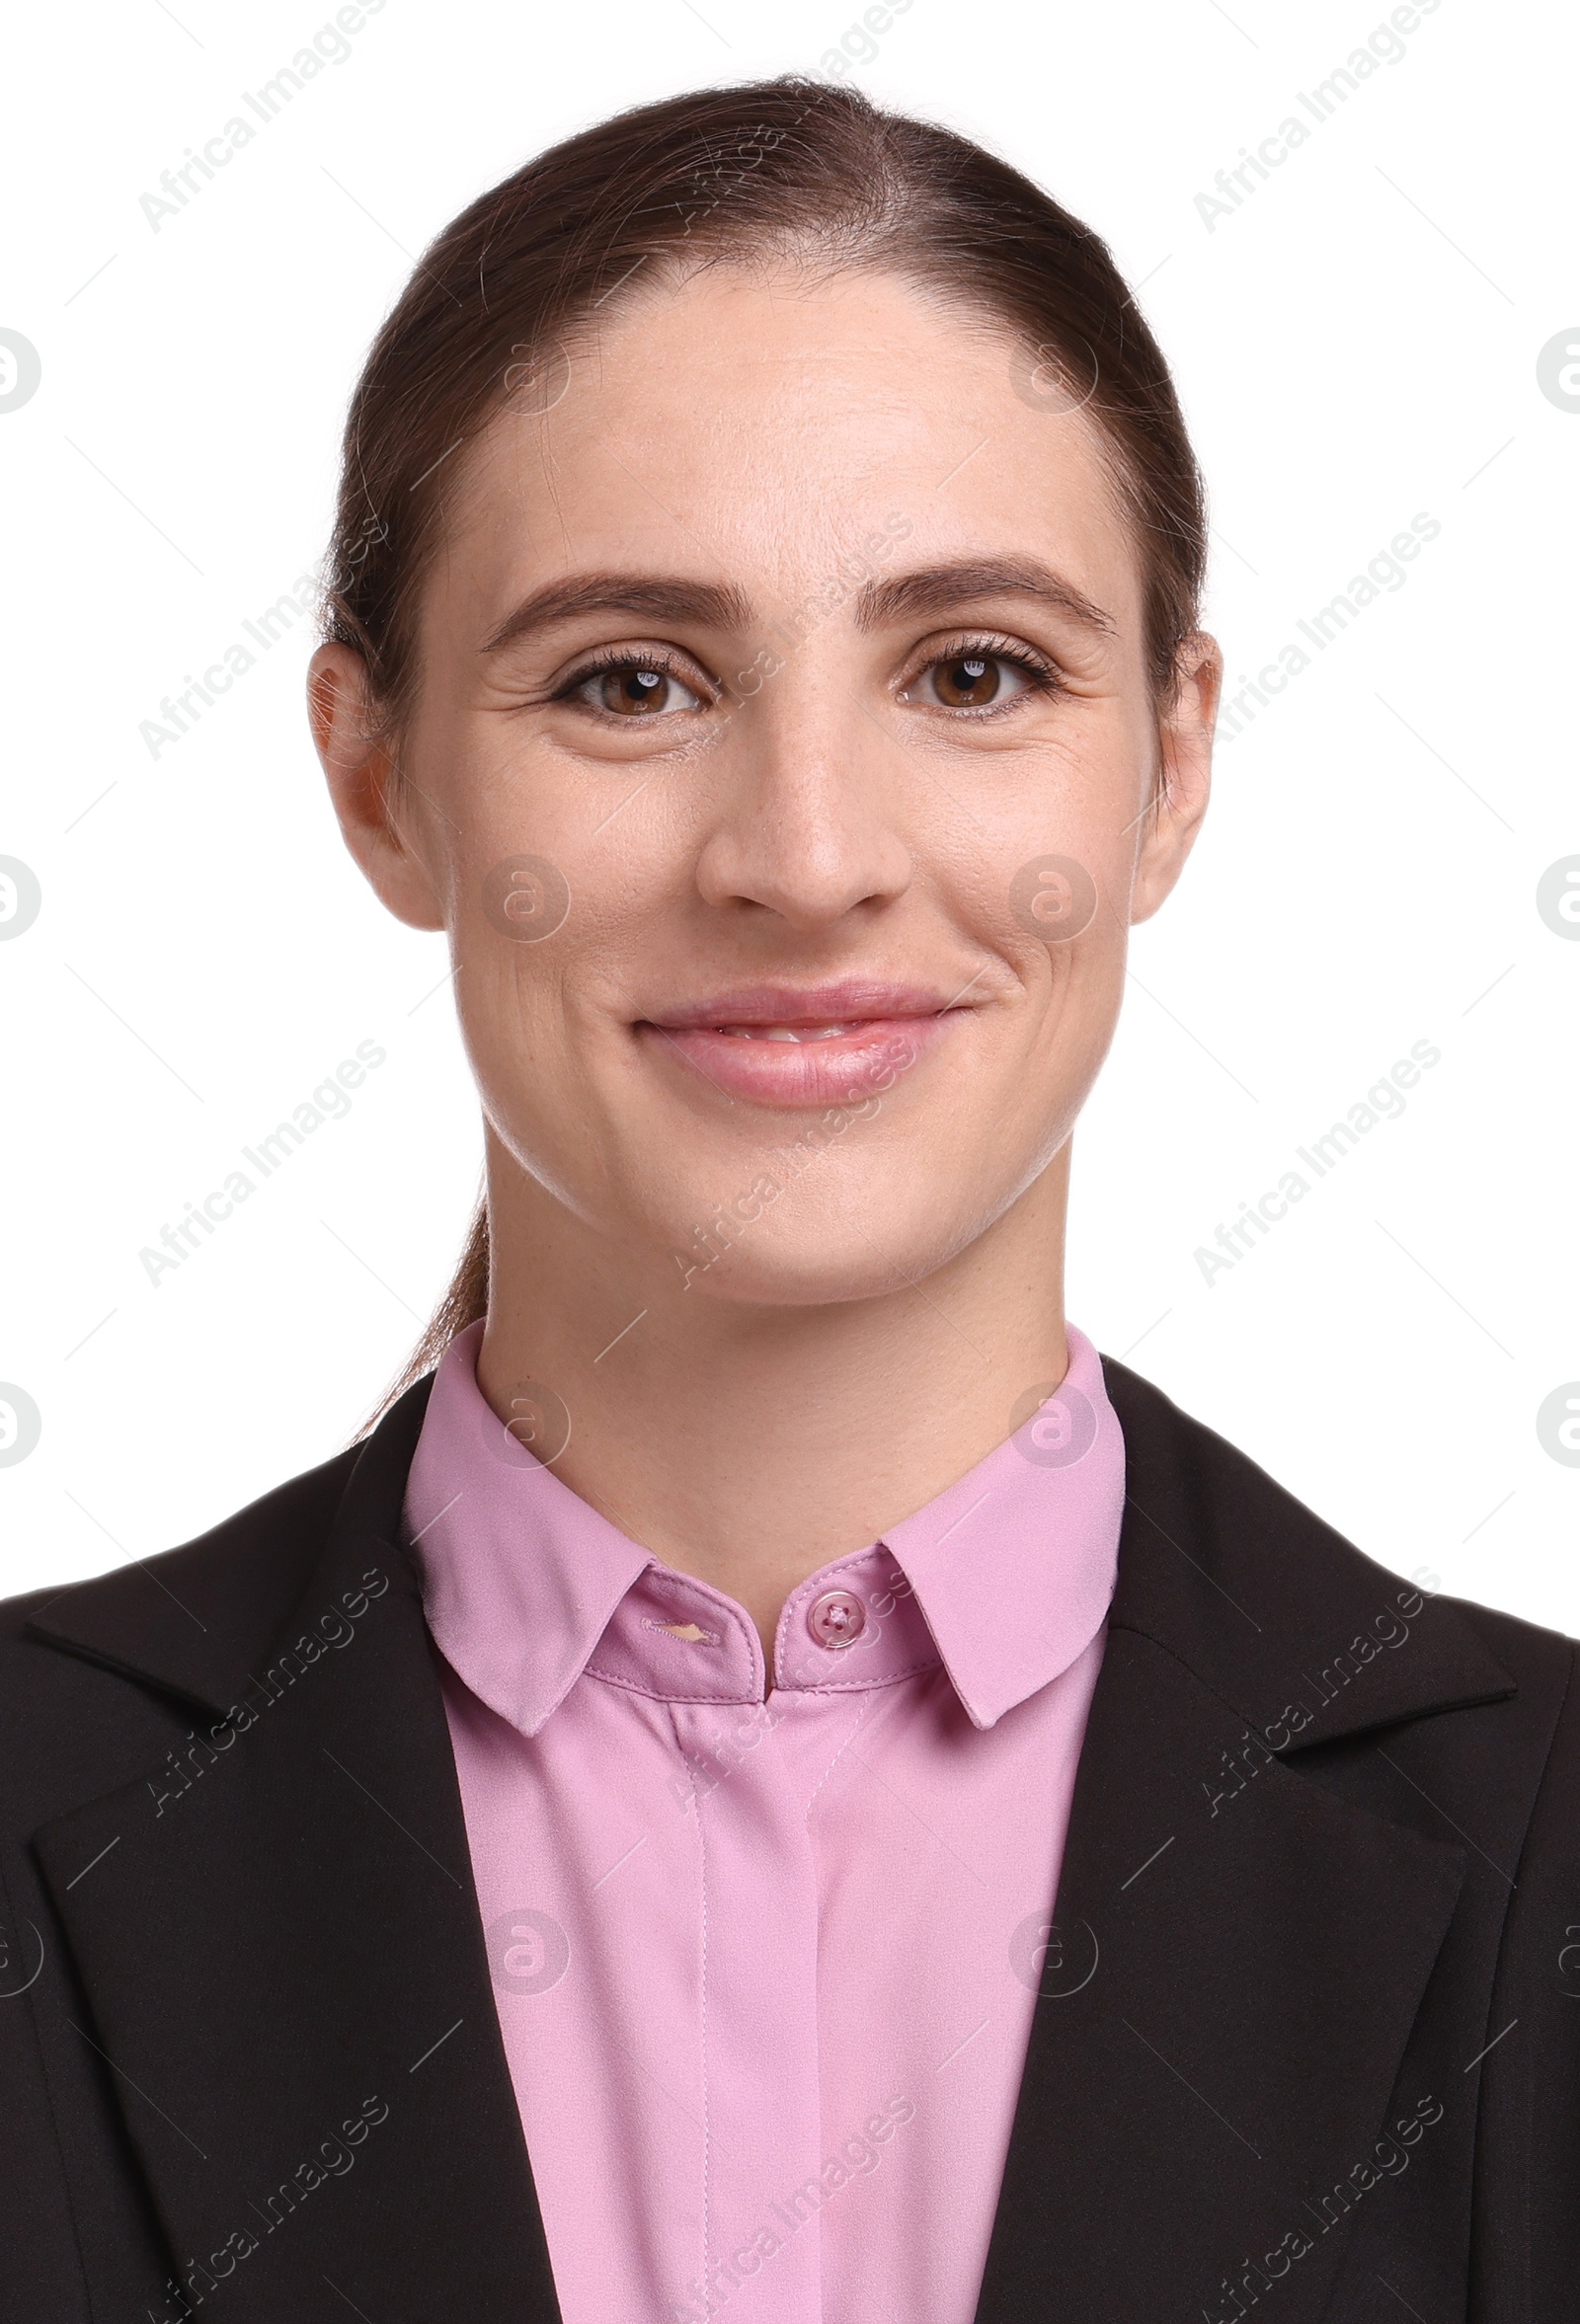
3, 77, 1574, 2324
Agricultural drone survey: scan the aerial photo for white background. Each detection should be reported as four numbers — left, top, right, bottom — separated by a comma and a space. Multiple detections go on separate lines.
4, 0, 1577, 1626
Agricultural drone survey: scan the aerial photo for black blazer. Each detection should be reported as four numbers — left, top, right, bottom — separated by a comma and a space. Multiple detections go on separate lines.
3, 1359, 1577, 2323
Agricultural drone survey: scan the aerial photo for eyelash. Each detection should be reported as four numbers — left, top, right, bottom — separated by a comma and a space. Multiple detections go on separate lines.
551, 649, 709, 717
901, 632, 1063, 714
547, 633, 1064, 719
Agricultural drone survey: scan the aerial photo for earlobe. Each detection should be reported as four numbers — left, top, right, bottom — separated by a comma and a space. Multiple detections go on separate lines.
307, 644, 446, 933
1129, 632, 1220, 926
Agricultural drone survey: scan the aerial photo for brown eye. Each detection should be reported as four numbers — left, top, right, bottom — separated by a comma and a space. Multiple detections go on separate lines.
600, 666, 674, 715
572, 660, 704, 717
933, 654, 1000, 707
908, 652, 1037, 711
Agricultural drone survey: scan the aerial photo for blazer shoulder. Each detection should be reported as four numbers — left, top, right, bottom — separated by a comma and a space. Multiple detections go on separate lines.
1099, 1351, 1576, 1723
1098, 1350, 1398, 1597
4, 1373, 434, 1747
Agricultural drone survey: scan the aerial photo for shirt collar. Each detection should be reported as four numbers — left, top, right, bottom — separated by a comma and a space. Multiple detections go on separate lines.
404, 1320, 1122, 1737
874, 1327, 1123, 1725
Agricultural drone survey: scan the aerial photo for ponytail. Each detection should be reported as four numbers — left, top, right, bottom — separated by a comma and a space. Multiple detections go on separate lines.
359, 1196, 489, 1434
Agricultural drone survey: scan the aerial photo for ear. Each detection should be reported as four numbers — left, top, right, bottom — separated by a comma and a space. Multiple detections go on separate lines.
1130, 632, 1222, 926
308, 644, 445, 932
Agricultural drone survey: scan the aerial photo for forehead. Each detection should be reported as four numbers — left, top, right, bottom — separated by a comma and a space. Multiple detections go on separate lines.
438, 267, 1145, 635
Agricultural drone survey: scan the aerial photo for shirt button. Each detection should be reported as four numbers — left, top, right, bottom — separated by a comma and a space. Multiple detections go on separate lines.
806, 1588, 866, 1650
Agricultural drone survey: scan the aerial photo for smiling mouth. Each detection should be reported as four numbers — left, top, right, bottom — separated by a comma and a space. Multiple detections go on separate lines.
637, 989, 965, 1108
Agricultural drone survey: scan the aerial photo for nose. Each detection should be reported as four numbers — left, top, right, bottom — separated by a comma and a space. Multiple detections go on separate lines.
692, 689, 914, 932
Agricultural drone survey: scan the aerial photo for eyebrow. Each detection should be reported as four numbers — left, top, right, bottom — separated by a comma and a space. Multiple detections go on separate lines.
477, 554, 1116, 658
853, 557, 1116, 638
480, 575, 754, 656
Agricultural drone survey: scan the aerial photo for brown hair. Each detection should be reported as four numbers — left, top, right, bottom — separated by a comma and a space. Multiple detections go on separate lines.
324, 75, 1209, 1417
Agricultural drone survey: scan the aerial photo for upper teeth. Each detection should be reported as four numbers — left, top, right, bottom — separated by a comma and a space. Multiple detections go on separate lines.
721, 1023, 855, 1042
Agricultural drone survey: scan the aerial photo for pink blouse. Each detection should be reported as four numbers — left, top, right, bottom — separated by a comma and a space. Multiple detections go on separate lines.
404, 1319, 1123, 2324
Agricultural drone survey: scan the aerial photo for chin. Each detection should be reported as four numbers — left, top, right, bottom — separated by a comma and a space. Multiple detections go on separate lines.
662, 1192, 988, 1310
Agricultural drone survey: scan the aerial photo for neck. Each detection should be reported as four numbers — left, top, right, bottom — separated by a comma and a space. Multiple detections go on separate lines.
476, 1143, 1071, 1657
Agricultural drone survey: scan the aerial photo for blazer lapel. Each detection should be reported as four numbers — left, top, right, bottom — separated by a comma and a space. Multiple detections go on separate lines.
30, 1385, 561, 2323
973, 1358, 1517, 2324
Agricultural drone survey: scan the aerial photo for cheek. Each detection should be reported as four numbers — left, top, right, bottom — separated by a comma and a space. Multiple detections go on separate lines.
446, 823, 580, 1110
435, 730, 585, 925
943, 744, 1143, 1136
995, 920, 1129, 1157
449, 926, 650, 1229
451, 945, 569, 1159
429, 679, 722, 958
447, 834, 690, 1200
434, 722, 639, 1017
952, 722, 1146, 983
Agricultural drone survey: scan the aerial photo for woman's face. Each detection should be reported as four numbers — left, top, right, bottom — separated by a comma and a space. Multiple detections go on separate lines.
316, 268, 1219, 1306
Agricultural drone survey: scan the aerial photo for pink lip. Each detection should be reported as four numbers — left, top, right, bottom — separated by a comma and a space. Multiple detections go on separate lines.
638, 982, 966, 1109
